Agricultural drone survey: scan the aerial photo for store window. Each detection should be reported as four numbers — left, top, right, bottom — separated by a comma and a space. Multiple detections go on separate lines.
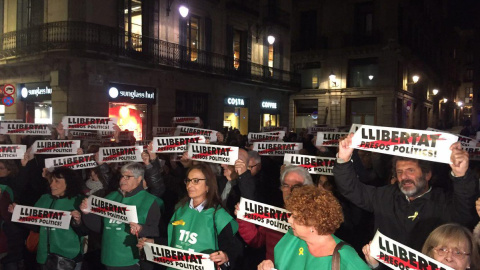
20, 83, 53, 124
261, 100, 280, 128
224, 97, 248, 135
347, 58, 378, 87
125, 0, 143, 51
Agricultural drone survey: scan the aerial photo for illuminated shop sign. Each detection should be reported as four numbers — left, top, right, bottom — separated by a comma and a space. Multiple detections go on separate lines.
261, 101, 278, 109
20, 82, 52, 101
108, 83, 156, 104
224, 97, 247, 107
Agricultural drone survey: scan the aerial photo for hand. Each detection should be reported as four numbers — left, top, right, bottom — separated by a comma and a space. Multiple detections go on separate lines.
141, 151, 151, 166
234, 202, 240, 216
136, 237, 154, 249
8, 203, 16, 214
21, 148, 33, 167
209, 250, 229, 266
94, 152, 104, 165
338, 133, 354, 162
42, 168, 52, 182
130, 222, 143, 236
77, 147, 84, 155
180, 152, 192, 168
71, 210, 81, 225
476, 198, 480, 218
80, 198, 90, 214
362, 242, 379, 268
113, 125, 121, 142
56, 123, 66, 139
257, 260, 275, 270
449, 142, 468, 177
234, 159, 247, 175
147, 142, 156, 160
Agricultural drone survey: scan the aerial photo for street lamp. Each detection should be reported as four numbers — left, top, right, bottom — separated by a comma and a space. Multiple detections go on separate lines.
267, 35, 275, 45
412, 75, 420, 84
443, 98, 448, 103
432, 89, 439, 95
457, 101, 463, 107
166, 0, 189, 17
368, 75, 374, 80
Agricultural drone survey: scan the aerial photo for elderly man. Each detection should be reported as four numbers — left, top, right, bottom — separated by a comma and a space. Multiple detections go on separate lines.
334, 134, 478, 257
81, 162, 160, 270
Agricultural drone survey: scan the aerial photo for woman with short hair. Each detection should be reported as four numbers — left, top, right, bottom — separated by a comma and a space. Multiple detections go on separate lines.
258, 185, 370, 269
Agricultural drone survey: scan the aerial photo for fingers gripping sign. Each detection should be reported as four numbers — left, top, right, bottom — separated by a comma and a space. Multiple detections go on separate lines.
449, 142, 469, 177
337, 133, 355, 162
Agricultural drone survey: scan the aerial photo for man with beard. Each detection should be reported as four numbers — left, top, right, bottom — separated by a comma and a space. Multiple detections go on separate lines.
333, 134, 478, 260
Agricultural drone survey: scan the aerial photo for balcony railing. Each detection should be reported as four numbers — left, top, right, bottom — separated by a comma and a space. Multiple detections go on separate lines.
0, 21, 300, 89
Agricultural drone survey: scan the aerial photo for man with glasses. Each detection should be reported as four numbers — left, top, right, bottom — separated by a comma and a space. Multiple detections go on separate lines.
81, 162, 161, 270
334, 134, 478, 269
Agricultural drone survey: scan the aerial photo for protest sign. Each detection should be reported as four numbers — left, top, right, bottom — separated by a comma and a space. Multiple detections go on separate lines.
153, 136, 206, 153
349, 123, 362, 134
427, 127, 478, 147
175, 126, 217, 142
98, 130, 115, 139
0, 145, 26, 159
173, 117, 201, 125
261, 126, 288, 133
0, 123, 52, 135
99, 146, 143, 163
461, 145, 480, 161
237, 197, 291, 234
153, 127, 176, 137
45, 154, 97, 170
370, 230, 454, 270
351, 125, 457, 164
32, 140, 81, 155
307, 126, 338, 134
187, 143, 238, 165
252, 142, 302, 156
0, 119, 22, 123
315, 132, 348, 147
61, 116, 117, 130
135, 140, 151, 150
247, 131, 285, 143
67, 130, 98, 140
86, 195, 138, 223
284, 154, 335, 175
118, 131, 134, 141
12, 205, 72, 230
144, 242, 215, 270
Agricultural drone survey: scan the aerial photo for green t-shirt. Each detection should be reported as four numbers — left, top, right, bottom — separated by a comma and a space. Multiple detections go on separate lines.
274, 230, 370, 270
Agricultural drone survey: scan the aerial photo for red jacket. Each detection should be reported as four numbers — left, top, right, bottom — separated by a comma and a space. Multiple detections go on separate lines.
237, 218, 284, 261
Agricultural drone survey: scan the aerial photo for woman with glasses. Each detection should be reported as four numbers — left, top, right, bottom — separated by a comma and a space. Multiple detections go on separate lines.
139, 163, 242, 270
422, 224, 479, 270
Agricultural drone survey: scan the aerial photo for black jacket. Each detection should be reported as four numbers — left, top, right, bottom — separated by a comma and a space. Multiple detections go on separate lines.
218, 170, 256, 217
144, 158, 165, 198
333, 160, 478, 252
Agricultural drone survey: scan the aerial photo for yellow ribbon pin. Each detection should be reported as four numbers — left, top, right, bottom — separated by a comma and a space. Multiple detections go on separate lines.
408, 211, 418, 221
298, 247, 304, 255
172, 219, 185, 226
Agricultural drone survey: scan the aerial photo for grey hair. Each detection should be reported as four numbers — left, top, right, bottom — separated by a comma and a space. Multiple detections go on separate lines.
248, 151, 261, 163
280, 165, 313, 186
120, 162, 145, 179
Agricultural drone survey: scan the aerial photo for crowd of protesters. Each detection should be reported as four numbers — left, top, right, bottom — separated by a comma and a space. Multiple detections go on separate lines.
0, 121, 477, 270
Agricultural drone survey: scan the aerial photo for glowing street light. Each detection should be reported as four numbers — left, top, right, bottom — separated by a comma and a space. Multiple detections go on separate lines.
267, 35, 275, 45
179, 5, 189, 18
412, 75, 420, 84
432, 89, 439, 95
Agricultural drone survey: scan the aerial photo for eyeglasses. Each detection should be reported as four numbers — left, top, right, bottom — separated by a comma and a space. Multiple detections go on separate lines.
247, 163, 259, 170
433, 247, 470, 259
121, 175, 136, 180
280, 183, 303, 192
184, 178, 206, 185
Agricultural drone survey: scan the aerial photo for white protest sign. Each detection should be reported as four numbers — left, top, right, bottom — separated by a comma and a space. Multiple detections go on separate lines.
370, 230, 454, 270
307, 126, 338, 134
248, 131, 285, 143
118, 131, 134, 141
99, 146, 143, 163
86, 195, 138, 223
283, 154, 335, 175
153, 136, 206, 153
135, 140, 151, 150
252, 142, 302, 156
261, 126, 287, 133
0, 145, 26, 159
0, 119, 22, 123
187, 143, 238, 165
175, 126, 217, 142
61, 116, 117, 131
144, 242, 215, 270
427, 127, 478, 147
237, 197, 291, 234
32, 140, 81, 155
315, 132, 348, 147
12, 205, 72, 230
352, 125, 457, 164
461, 146, 480, 161
153, 127, 176, 137
67, 130, 98, 140
173, 117, 201, 125
0, 123, 52, 135
349, 123, 362, 134
98, 130, 115, 139
45, 154, 97, 170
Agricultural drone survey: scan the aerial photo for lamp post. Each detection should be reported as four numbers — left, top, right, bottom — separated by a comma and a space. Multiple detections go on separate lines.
167, 0, 189, 17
